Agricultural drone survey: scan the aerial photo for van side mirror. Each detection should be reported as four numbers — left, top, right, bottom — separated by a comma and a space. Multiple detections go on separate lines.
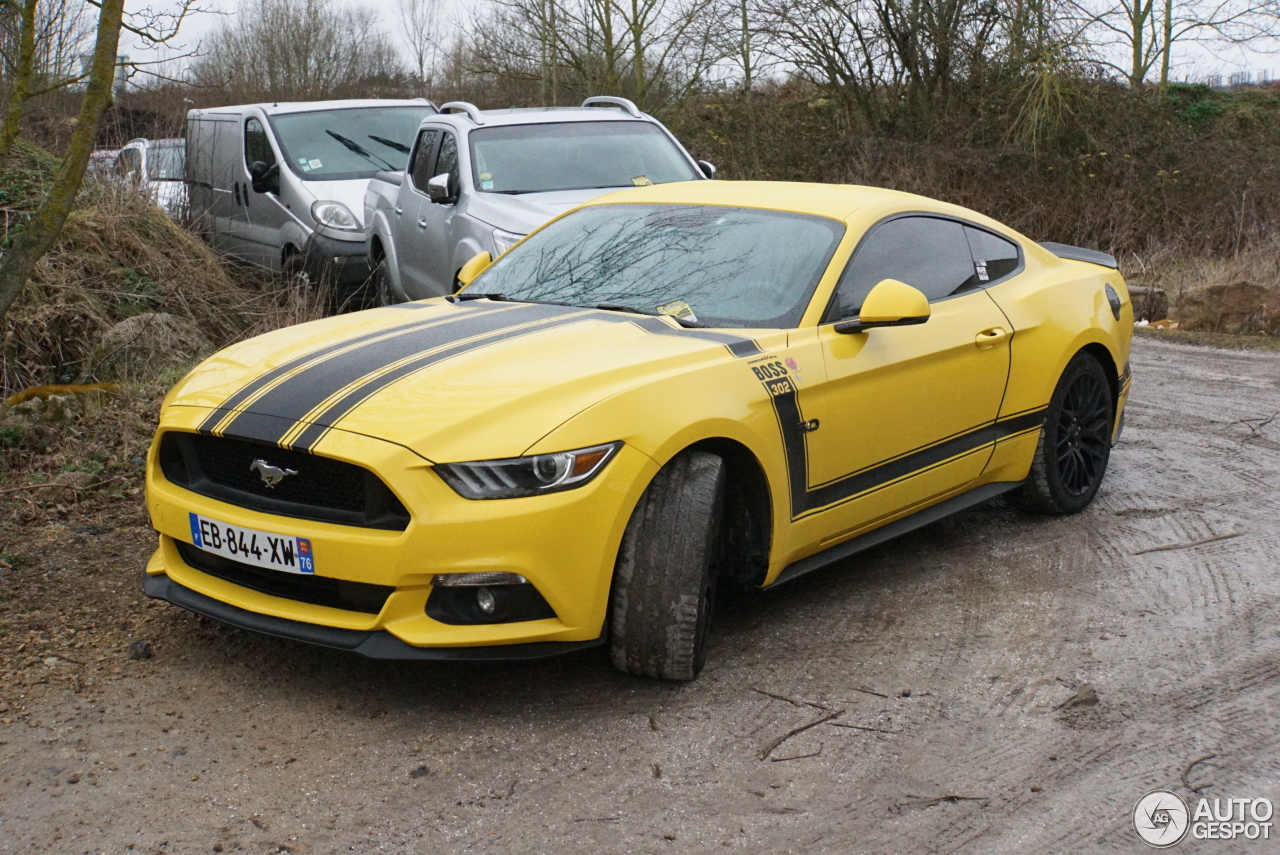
456, 252, 492, 287
697, 160, 716, 180
427, 173, 455, 204
250, 161, 279, 194
834, 279, 931, 334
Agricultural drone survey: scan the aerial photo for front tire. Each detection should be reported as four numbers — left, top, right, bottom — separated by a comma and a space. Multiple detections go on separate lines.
370, 258, 399, 307
609, 450, 726, 681
1015, 352, 1114, 514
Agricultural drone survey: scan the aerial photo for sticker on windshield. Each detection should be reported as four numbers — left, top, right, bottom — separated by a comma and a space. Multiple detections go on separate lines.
479, 172, 492, 180
632, 176, 653, 186
297, 157, 308, 165
308, 159, 323, 169
657, 299, 698, 324
481, 180, 494, 190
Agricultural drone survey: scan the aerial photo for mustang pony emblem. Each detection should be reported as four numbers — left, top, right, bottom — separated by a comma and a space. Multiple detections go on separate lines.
250, 459, 297, 488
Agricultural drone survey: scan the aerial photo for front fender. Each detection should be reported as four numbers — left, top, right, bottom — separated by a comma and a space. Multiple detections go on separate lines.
368, 213, 404, 294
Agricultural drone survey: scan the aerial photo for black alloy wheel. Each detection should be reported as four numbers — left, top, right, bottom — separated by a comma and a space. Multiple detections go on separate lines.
1015, 352, 1115, 514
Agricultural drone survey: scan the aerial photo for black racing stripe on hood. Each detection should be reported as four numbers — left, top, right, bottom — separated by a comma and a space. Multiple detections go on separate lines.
208, 303, 568, 444
197, 302, 502, 434
290, 314, 593, 450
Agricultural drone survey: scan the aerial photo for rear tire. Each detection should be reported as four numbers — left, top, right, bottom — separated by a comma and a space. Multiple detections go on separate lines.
1015, 352, 1114, 514
609, 450, 726, 681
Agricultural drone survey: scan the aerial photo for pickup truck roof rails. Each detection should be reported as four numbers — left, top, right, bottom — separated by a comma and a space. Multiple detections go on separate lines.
438, 101, 485, 124
581, 96, 642, 118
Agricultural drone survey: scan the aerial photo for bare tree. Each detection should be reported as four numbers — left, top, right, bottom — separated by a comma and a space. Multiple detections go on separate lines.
397, 0, 442, 92
0, 0, 197, 320
1067, 0, 1280, 87
191, 0, 404, 102
0, 0, 97, 155
461, 0, 725, 109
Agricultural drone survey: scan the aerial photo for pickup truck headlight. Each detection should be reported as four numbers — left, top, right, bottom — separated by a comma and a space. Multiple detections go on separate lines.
492, 228, 525, 256
311, 200, 361, 231
435, 442, 621, 500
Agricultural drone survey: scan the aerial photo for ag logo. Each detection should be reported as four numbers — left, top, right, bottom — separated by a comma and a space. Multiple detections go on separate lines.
1134, 790, 1190, 847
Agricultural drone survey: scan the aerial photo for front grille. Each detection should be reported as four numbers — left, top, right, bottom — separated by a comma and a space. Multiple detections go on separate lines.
177, 541, 393, 614
160, 432, 410, 530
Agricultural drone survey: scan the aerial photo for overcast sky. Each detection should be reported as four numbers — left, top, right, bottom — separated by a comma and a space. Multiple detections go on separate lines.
122, 0, 1280, 87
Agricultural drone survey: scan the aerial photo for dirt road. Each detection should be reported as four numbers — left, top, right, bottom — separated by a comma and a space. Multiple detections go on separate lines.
2, 337, 1278, 854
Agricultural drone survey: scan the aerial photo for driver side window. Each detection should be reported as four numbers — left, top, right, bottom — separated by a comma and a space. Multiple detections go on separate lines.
244, 118, 276, 172
408, 128, 441, 191
434, 132, 460, 194
827, 216, 977, 321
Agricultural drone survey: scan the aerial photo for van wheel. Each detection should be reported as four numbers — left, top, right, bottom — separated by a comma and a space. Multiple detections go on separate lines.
609, 450, 726, 681
1015, 352, 1114, 514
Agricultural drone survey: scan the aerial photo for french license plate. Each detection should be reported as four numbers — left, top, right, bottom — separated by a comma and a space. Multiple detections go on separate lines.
188, 513, 315, 575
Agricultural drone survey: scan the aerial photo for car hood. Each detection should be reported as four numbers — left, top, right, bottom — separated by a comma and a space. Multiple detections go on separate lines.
164, 299, 774, 463
464, 187, 637, 235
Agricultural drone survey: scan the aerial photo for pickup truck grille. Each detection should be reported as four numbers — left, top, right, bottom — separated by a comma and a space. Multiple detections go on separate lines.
159, 432, 410, 531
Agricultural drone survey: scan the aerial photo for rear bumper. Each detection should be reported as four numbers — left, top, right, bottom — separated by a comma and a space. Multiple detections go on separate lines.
143, 571, 603, 661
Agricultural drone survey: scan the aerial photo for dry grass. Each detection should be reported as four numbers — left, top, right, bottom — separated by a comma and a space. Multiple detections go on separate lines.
1123, 236, 1280, 308
1, 146, 325, 396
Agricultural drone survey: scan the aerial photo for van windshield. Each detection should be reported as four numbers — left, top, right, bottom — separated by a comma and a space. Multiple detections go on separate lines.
469, 121, 699, 194
270, 106, 434, 181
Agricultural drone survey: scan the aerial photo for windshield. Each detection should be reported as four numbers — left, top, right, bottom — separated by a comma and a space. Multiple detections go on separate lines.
472, 204, 845, 328
147, 143, 185, 180
269, 106, 434, 181
469, 121, 699, 194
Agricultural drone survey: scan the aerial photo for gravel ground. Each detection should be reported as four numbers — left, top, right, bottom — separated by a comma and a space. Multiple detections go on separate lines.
2, 337, 1278, 854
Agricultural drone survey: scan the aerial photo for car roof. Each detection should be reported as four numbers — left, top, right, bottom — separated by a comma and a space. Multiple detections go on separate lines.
581, 180, 1018, 233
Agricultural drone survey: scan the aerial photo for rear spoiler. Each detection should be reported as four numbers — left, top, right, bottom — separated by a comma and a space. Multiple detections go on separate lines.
1039, 241, 1118, 269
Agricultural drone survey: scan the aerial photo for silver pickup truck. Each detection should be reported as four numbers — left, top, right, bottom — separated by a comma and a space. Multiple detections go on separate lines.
363, 97, 714, 304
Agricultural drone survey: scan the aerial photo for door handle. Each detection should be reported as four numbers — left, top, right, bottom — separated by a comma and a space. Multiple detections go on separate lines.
394, 206, 402, 216
417, 218, 428, 229
975, 327, 1008, 347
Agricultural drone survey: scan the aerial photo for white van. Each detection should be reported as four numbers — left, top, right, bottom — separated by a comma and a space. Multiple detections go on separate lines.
186, 99, 436, 298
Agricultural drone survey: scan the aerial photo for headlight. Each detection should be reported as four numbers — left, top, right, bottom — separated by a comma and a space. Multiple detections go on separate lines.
311, 200, 360, 231
435, 442, 621, 500
492, 228, 525, 256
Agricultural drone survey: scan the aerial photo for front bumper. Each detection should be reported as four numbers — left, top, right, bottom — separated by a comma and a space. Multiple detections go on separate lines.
142, 572, 602, 660
145, 414, 657, 655
300, 232, 371, 290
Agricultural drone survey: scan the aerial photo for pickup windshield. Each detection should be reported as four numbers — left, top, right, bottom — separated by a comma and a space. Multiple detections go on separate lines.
469, 121, 699, 194
270, 106, 434, 181
472, 204, 845, 329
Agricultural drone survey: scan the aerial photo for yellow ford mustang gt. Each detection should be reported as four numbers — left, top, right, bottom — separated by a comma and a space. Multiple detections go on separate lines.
144, 181, 1132, 680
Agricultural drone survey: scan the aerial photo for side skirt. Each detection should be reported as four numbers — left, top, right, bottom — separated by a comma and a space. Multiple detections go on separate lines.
769, 481, 1023, 587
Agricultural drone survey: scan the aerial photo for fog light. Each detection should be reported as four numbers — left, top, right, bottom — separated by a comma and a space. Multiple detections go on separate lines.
475, 587, 496, 615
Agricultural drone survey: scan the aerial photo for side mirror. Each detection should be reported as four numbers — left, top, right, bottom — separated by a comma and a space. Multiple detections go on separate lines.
250, 160, 279, 194
834, 279, 931, 334
456, 251, 492, 287
427, 173, 455, 203
697, 159, 717, 180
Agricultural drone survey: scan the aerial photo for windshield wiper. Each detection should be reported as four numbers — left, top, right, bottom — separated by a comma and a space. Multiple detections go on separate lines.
595, 303, 706, 328
325, 129, 395, 171
368, 134, 411, 154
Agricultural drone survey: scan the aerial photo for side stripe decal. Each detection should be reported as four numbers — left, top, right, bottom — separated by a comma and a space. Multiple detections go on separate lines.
766, 382, 1045, 520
